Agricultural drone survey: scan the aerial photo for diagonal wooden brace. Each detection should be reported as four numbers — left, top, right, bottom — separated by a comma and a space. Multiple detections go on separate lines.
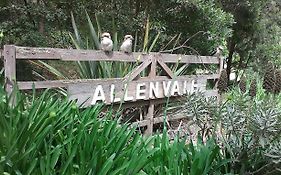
124, 57, 152, 81
157, 57, 174, 79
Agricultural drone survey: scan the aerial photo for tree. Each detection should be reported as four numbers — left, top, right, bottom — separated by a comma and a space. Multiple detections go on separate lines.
217, 0, 281, 83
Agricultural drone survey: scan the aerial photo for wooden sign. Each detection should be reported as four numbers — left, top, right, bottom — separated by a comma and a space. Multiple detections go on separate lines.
68, 76, 209, 107
4, 45, 223, 135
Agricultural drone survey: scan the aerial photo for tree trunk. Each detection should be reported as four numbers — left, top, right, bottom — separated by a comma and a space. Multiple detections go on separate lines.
39, 17, 44, 34
226, 40, 236, 85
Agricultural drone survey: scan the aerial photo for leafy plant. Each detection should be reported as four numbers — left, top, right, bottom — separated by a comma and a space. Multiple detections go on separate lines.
144, 130, 229, 175
0, 86, 230, 174
177, 87, 281, 174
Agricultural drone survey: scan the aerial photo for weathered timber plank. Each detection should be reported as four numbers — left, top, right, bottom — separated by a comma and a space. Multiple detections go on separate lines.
157, 57, 174, 78
144, 103, 155, 135
113, 96, 183, 110
158, 53, 219, 64
124, 58, 152, 81
15, 46, 219, 64
67, 75, 216, 107
149, 57, 157, 77
18, 80, 69, 89
4, 45, 16, 94
17, 74, 219, 90
17, 78, 123, 90
133, 112, 193, 127
204, 89, 219, 97
58, 49, 149, 62
16, 47, 61, 59
67, 75, 217, 95
15, 46, 148, 61
144, 57, 157, 135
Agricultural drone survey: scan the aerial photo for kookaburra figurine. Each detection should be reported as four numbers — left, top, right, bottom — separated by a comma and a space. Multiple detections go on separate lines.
100, 32, 113, 53
120, 35, 133, 54
215, 46, 223, 57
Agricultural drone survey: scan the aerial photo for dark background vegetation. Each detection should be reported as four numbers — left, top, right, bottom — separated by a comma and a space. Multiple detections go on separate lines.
0, 1, 281, 174
0, 0, 280, 81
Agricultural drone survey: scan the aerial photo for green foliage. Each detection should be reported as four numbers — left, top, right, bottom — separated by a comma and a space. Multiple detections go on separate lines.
144, 133, 229, 175
251, 0, 281, 69
70, 11, 137, 79
42, 11, 165, 79
0, 87, 230, 175
0, 1, 72, 48
179, 89, 281, 174
218, 0, 281, 80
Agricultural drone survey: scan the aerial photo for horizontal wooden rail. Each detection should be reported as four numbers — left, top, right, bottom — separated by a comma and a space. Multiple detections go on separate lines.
132, 89, 218, 127
15, 46, 219, 64
5, 45, 223, 135
17, 74, 219, 90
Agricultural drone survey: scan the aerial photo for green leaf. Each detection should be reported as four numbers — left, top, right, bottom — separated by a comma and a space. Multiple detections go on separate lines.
85, 10, 100, 50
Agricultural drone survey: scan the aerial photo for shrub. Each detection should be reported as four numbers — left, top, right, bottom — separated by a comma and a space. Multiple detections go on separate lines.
0, 87, 230, 174
180, 90, 281, 174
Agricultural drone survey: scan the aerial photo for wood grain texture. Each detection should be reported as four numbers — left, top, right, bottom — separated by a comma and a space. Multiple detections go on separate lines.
67, 75, 214, 107
0, 49, 3, 58
17, 74, 219, 90
144, 103, 155, 135
144, 56, 157, 135
157, 57, 174, 78
15, 46, 219, 64
124, 58, 152, 81
6, 45, 222, 132
4, 45, 16, 94
17, 78, 123, 89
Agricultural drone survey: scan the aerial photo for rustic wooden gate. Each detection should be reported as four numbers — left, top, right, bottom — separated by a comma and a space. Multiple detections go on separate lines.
3, 45, 223, 135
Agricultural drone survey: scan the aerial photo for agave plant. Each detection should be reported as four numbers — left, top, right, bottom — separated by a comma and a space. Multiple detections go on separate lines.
38, 9, 197, 81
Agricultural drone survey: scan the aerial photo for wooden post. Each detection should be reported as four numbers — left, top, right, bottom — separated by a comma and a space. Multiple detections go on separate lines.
144, 56, 157, 135
218, 55, 224, 73
4, 45, 16, 95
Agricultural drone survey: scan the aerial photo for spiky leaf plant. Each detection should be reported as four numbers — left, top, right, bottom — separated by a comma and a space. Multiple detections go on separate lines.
0, 87, 155, 174
0, 87, 230, 175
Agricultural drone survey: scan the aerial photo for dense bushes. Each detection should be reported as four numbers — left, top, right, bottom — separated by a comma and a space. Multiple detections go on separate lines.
180, 90, 281, 174
1, 78, 281, 174
0, 88, 229, 175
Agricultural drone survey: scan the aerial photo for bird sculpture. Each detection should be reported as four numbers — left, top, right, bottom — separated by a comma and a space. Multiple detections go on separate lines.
215, 46, 223, 57
100, 32, 113, 54
120, 35, 133, 54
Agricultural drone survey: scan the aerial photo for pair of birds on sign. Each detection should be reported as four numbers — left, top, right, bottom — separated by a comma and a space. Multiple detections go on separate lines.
100, 32, 133, 54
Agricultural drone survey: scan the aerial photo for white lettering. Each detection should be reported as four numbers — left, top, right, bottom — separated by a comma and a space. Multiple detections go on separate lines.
124, 83, 134, 101
136, 83, 146, 100
110, 84, 120, 103
163, 81, 172, 97
149, 82, 159, 98
191, 80, 196, 93
171, 81, 181, 96
183, 81, 188, 94
91, 85, 105, 104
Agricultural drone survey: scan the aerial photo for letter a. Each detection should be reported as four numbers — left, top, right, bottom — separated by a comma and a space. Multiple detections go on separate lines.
91, 85, 106, 104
